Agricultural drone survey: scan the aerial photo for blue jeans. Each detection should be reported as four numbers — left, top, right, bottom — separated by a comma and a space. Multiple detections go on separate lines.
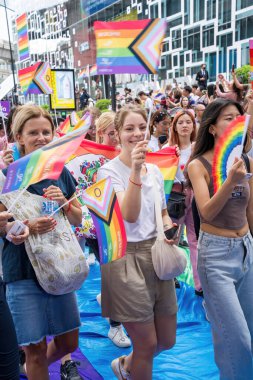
198, 231, 253, 380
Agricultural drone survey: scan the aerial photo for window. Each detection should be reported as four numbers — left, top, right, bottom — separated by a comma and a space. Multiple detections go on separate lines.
241, 42, 249, 66
206, 0, 216, 20
229, 49, 237, 72
150, 3, 159, 18
216, 33, 232, 49
185, 53, 190, 62
236, 13, 253, 41
172, 29, 181, 49
173, 55, 178, 67
165, 17, 182, 38
166, 1, 181, 17
218, 0, 231, 31
236, 0, 252, 10
204, 51, 217, 82
184, 0, 190, 25
183, 27, 200, 51
193, 0, 205, 22
202, 24, 214, 47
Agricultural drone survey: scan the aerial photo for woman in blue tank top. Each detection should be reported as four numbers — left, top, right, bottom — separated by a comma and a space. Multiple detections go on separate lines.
187, 98, 253, 380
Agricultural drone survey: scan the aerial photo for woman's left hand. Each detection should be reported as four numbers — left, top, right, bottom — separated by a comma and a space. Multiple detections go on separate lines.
6, 221, 29, 245
43, 185, 66, 206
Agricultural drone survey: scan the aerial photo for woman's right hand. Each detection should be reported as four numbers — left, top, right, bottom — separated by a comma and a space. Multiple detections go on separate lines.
227, 157, 247, 185
131, 140, 149, 172
2, 148, 14, 166
27, 217, 57, 235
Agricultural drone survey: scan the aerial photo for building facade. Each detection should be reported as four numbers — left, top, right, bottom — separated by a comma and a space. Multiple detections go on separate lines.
13, 0, 253, 92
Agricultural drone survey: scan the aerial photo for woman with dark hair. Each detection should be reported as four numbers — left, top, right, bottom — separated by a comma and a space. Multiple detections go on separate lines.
187, 98, 253, 379
148, 110, 171, 152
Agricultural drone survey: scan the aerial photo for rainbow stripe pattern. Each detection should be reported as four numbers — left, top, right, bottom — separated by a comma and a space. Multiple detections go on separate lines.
212, 115, 248, 193
16, 13, 29, 61
82, 177, 127, 264
59, 116, 72, 134
2, 126, 90, 194
250, 40, 253, 82
94, 19, 166, 74
89, 64, 97, 76
18, 62, 52, 95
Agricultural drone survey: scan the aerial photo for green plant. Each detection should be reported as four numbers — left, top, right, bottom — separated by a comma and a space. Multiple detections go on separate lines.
235, 65, 251, 84
41, 104, 50, 111
95, 99, 111, 111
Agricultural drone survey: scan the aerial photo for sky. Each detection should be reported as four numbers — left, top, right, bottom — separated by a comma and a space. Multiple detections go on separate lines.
0, 0, 14, 41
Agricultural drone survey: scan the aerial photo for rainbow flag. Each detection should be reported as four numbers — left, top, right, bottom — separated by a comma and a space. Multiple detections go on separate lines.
250, 40, 253, 83
70, 111, 80, 126
18, 62, 52, 95
82, 177, 127, 264
16, 13, 29, 61
94, 19, 166, 74
78, 66, 89, 79
2, 126, 90, 194
89, 64, 97, 76
59, 116, 72, 134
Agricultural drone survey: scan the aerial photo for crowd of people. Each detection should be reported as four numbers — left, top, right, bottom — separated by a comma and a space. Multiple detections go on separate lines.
0, 64, 253, 380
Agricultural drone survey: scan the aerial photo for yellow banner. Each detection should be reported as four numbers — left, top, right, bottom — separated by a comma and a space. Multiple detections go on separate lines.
50, 70, 76, 110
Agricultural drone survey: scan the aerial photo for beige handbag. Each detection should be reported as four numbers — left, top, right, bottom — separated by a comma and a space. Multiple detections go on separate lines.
151, 166, 187, 280
0, 173, 89, 295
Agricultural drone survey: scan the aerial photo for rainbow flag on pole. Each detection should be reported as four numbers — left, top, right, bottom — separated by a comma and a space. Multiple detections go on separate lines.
82, 177, 127, 264
2, 126, 90, 194
94, 19, 166, 74
16, 13, 29, 61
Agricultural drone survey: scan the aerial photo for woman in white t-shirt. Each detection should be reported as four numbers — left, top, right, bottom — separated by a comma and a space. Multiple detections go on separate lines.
97, 105, 178, 380
164, 110, 202, 294
148, 110, 171, 152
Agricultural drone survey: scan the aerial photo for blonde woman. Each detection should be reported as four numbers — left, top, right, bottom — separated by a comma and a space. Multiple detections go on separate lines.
96, 111, 119, 147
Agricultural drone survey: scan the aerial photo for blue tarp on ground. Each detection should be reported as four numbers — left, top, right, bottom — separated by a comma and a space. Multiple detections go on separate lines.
78, 262, 219, 380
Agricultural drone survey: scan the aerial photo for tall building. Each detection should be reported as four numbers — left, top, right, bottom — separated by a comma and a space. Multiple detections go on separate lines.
0, 39, 15, 83
13, 0, 253, 89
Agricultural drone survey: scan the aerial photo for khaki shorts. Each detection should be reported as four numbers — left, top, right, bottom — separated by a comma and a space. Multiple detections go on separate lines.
101, 238, 178, 323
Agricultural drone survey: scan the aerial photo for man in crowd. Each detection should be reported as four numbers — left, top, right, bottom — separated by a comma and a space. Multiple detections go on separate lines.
196, 63, 209, 90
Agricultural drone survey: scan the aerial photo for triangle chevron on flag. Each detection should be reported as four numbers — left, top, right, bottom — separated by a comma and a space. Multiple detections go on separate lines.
33, 62, 53, 94
83, 177, 116, 224
129, 19, 166, 74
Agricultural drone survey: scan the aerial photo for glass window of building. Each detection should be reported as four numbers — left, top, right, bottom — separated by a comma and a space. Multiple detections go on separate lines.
241, 42, 250, 66
194, 0, 205, 22
166, 1, 181, 17
167, 54, 172, 70
204, 51, 217, 82
166, 17, 182, 38
173, 55, 178, 67
218, 0, 231, 31
206, 0, 216, 20
150, 3, 159, 18
229, 49, 237, 71
202, 24, 214, 47
172, 29, 181, 49
184, 0, 190, 25
236, 0, 252, 10
235, 11, 253, 41
183, 27, 200, 52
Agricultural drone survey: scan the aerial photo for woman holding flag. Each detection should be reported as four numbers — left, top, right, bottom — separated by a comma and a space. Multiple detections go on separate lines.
97, 105, 178, 380
0, 104, 83, 380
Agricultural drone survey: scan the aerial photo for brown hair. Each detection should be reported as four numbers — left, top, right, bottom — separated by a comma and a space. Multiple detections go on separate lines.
169, 110, 196, 147
12, 104, 55, 154
114, 105, 147, 133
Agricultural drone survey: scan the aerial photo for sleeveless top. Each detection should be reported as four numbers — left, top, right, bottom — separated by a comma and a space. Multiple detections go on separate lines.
197, 156, 250, 230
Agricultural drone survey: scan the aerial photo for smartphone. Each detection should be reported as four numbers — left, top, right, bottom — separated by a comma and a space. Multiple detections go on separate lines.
232, 64, 235, 73
164, 225, 179, 240
158, 135, 168, 145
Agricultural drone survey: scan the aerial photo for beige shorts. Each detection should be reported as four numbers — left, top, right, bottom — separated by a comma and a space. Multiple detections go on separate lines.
101, 238, 178, 323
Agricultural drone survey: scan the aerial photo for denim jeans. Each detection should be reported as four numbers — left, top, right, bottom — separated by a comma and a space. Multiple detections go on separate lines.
198, 231, 253, 380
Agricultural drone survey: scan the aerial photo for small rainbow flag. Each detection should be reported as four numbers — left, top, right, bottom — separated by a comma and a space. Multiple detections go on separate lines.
250, 40, 253, 84
18, 62, 52, 95
70, 111, 80, 126
16, 13, 29, 61
212, 115, 249, 193
82, 177, 127, 264
2, 126, 90, 194
59, 116, 72, 134
78, 66, 89, 79
89, 64, 97, 76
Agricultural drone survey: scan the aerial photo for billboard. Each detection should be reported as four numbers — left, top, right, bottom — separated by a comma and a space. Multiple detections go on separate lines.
50, 69, 76, 110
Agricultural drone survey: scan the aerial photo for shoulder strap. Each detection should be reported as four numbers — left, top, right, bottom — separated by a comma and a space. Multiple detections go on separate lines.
242, 153, 250, 173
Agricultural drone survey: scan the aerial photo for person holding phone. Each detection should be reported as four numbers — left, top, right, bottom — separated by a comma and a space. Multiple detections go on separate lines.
187, 98, 253, 379
148, 110, 171, 152
97, 105, 178, 380
163, 110, 202, 295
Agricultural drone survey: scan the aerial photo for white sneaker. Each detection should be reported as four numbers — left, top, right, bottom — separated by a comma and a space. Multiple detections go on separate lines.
108, 325, 131, 348
86, 253, 96, 266
96, 293, 101, 306
111, 355, 131, 380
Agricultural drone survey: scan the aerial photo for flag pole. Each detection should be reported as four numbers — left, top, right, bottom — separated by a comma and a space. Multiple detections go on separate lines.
0, 107, 8, 145
144, 108, 152, 140
6, 186, 29, 213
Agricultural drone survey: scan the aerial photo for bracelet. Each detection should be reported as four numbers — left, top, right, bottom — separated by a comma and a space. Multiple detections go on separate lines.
129, 178, 142, 188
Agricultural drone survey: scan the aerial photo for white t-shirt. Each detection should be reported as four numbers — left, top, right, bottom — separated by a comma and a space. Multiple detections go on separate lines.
145, 97, 153, 111
97, 157, 166, 242
148, 135, 159, 152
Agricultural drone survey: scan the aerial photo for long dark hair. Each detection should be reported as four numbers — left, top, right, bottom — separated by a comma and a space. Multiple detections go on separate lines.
190, 98, 244, 160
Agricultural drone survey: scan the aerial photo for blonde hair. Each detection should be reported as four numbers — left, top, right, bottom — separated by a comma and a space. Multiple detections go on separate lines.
95, 111, 115, 143
12, 104, 55, 154
114, 105, 147, 133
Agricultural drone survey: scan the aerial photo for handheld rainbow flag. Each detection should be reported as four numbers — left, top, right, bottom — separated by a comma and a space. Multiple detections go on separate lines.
82, 177, 127, 264
18, 62, 52, 95
94, 19, 166, 74
59, 116, 72, 134
78, 66, 89, 79
16, 13, 29, 61
70, 111, 80, 126
89, 64, 97, 76
2, 126, 90, 194
212, 115, 249, 193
